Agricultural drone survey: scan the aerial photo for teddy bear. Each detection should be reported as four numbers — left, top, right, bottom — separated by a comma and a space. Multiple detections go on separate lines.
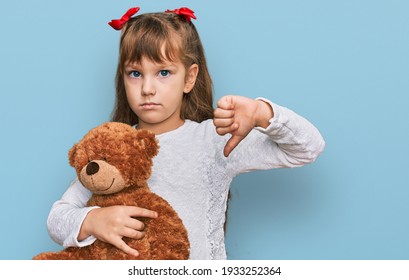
33, 122, 190, 260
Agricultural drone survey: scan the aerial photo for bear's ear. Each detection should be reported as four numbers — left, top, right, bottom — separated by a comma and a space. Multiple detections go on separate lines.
135, 129, 159, 159
68, 143, 78, 167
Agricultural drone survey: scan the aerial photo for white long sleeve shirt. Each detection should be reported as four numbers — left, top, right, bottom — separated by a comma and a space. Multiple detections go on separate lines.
47, 99, 325, 259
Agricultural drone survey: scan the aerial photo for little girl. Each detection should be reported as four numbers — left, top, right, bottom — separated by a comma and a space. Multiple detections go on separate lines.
47, 7, 325, 260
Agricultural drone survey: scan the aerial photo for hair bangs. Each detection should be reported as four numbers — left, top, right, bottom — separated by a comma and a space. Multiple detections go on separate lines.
120, 16, 181, 68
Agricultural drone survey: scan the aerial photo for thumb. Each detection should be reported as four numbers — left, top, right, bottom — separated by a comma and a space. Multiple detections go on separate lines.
224, 134, 244, 157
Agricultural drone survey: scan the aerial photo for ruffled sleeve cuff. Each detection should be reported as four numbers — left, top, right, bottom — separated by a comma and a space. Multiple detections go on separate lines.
254, 97, 285, 133
62, 206, 99, 248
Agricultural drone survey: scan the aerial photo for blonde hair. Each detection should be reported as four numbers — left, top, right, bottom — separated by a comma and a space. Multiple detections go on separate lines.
111, 12, 214, 125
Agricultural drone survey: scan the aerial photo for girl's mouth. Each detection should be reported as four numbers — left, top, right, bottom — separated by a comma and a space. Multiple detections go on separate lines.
141, 102, 160, 110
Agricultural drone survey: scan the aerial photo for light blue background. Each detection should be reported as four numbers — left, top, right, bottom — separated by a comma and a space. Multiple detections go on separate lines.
0, 0, 408, 260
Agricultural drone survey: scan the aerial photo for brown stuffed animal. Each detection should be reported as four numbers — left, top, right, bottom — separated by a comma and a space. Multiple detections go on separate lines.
33, 122, 190, 260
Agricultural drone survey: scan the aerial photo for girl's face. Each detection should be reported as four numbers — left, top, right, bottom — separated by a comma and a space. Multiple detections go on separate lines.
124, 57, 198, 134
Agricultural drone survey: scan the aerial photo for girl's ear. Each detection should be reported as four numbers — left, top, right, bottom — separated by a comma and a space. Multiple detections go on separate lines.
184, 64, 199, 94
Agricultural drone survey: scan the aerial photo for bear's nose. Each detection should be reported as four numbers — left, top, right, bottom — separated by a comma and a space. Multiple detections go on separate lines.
86, 161, 100, 176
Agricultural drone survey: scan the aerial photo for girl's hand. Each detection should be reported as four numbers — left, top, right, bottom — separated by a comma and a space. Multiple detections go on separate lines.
213, 95, 274, 157
78, 206, 158, 257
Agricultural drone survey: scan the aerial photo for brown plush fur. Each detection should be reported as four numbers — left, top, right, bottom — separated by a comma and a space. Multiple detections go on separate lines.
33, 122, 190, 260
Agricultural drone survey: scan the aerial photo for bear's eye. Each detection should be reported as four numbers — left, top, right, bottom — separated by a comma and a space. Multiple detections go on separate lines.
103, 157, 108, 162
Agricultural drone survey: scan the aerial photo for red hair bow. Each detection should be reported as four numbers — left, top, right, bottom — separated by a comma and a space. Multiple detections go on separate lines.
108, 7, 140, 30
165, 7, 196, 22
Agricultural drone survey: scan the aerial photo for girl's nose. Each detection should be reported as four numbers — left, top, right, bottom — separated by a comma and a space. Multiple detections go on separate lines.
141, 78, 156, 96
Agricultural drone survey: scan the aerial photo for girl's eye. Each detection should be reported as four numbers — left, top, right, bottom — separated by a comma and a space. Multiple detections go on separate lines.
129, 71, 141, 78
159, 70, 170, 77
